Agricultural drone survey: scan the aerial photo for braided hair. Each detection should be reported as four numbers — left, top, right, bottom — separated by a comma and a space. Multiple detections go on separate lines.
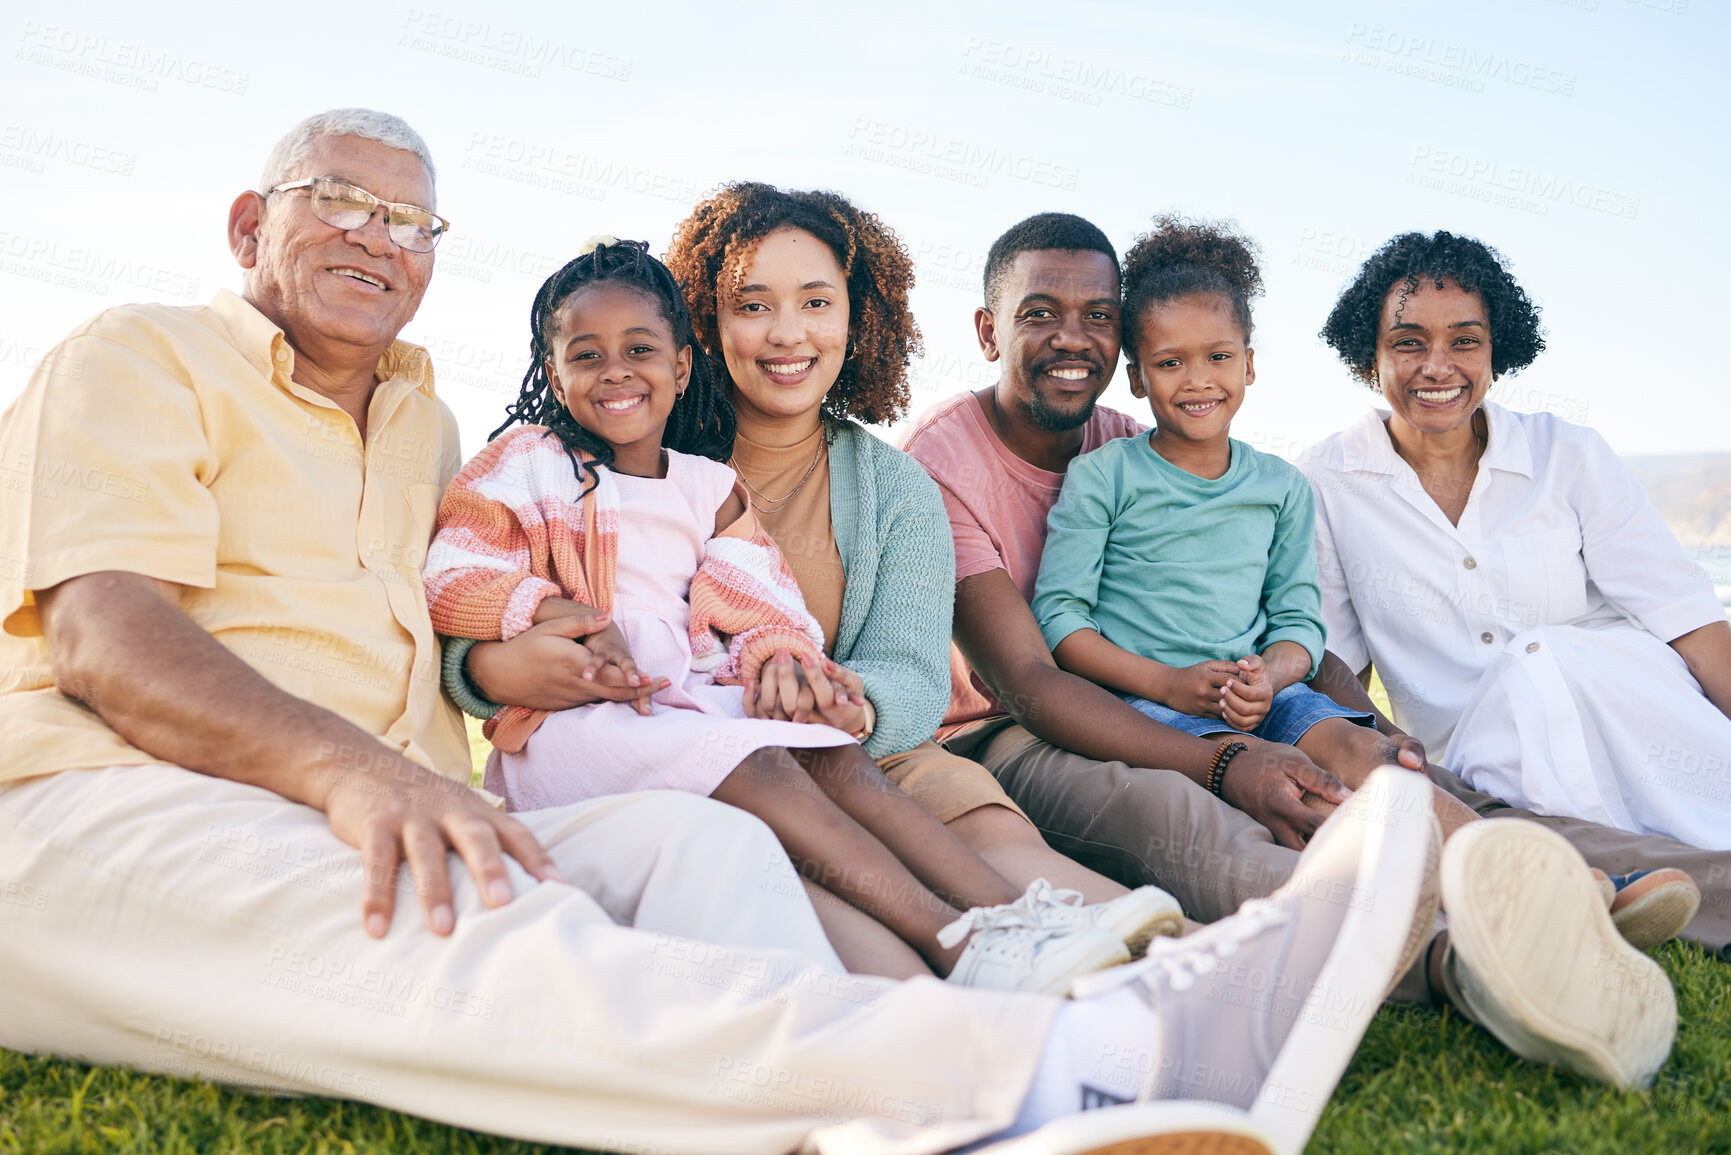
494, 238, 736, 492
1120, 215, 1263, 365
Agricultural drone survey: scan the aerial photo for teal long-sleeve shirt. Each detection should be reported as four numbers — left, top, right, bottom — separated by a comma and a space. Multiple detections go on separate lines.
1032, 433, 1325, 678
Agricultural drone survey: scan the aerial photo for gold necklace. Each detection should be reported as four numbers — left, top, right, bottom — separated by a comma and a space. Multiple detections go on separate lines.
731, 436, 824, 514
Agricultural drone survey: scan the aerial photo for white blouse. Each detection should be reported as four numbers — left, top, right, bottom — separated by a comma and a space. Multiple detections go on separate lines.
1298, 403, 1724, 754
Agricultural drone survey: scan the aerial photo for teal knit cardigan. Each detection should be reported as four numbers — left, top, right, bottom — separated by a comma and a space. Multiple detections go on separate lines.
440, 420, 955, 759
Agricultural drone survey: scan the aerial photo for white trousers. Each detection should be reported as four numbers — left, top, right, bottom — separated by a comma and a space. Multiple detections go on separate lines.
1446, 624, 1731, 852
0, 765, 1056, 1154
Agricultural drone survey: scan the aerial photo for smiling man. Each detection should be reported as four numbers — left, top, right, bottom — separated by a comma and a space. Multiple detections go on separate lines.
903, 213, 1355, 892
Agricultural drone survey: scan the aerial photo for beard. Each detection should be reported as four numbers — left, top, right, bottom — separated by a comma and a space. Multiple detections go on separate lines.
1025, 386, 1098, 432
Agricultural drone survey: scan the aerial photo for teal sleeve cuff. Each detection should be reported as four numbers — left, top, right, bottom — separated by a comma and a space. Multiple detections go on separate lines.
441, 636, 504, 720
1038, 612, 1098, 656
1262, 627, 1324, 681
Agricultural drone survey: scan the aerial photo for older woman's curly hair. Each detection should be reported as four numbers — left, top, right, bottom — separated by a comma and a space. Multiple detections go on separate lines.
1321, 230, 1545, 388
665, 182, 922, 426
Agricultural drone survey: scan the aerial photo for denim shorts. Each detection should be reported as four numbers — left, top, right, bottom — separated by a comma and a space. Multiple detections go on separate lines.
1120, 683, 1375, 747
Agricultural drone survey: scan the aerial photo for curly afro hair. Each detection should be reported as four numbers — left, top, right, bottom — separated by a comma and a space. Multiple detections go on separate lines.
1321, 231, 1546, 387
1120, 215, 1262, 364
665, 182, 922, 427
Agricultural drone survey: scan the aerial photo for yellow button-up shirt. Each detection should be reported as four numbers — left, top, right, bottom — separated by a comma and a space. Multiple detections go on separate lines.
0, 290, 471, 784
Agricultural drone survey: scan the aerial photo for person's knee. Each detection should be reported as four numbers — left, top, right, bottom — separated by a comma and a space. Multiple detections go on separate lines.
794, 743, 880, 785
1352, 725, 1400, 765
635, 788, 784, 854
949, 803, 1042, 849
735, 747, 806, 788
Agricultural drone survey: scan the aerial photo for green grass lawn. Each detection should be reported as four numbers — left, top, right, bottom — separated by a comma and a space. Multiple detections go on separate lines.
4, 939, 1726, 1153
11, 712, 1723, 1153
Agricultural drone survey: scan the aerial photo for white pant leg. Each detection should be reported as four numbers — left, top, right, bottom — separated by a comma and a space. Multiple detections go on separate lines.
520, 788, 845, 961
1445, 625, 1731, 851
0, 765, 1055, 1155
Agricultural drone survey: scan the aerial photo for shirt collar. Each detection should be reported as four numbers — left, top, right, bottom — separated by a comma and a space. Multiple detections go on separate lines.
1330, 407, 1404, 476
1478, 401, 1534, 478
207, 288, 436, 399
1327, 401, 1532, 480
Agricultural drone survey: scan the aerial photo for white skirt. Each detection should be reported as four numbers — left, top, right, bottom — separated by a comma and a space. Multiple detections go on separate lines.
485, 607, 855, 813
1445, 623, 1731, 851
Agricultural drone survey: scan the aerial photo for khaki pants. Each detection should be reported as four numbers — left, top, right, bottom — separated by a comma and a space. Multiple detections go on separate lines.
944, 721, 1434, 1005
943, 719, 1301, 925
0, 765, 1056, 1154
948, 719, 1731, 963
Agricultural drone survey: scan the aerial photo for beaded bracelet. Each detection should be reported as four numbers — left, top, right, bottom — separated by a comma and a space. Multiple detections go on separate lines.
1206, 740, 1249, 798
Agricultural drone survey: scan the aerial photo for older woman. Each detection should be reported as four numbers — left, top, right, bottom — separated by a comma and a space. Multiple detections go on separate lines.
1299, 230, 1731, 853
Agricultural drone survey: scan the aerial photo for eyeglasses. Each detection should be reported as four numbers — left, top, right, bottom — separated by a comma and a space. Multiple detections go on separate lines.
267, 176, 450, 253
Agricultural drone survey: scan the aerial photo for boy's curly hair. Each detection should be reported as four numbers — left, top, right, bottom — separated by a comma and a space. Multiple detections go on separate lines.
665, 182, 922, 426
1120, 215, 1263, 363
1320, 230, 1546, 387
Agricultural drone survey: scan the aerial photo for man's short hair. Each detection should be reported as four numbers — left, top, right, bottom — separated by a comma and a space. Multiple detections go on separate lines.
259, 109, 437, 205
982, 212, 1119, 310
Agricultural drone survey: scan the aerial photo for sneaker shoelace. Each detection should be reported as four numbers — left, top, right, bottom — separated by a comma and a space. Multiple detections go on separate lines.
1037, 881, 1090, 917
1072, 898, 1289, 998
937, 880, 1070, 950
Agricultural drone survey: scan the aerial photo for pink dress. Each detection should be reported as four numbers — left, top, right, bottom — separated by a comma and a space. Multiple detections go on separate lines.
485, 452, 854, 812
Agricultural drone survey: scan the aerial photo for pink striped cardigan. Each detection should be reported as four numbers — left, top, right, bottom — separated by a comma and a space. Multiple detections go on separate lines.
423, 427, 826, 752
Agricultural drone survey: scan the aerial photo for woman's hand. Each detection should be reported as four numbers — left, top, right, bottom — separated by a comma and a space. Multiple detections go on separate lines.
527, 598, 656, 713
802, 656, 870, 736
1671, 620, 1731, 723
1222, 654, 1273, 732
1391, 733, 1429, 773
467, 616, 668, 714
743, 650, 868, 734
579, 621, 657, 716
1157, 661, 1239, 719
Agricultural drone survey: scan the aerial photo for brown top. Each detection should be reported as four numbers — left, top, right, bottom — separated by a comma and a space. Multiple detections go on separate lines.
730, 425, 846, 655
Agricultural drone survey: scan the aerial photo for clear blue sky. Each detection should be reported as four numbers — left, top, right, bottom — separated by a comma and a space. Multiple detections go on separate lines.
2, 0, 1723, 456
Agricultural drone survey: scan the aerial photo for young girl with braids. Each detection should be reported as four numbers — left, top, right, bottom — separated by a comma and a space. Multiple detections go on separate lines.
1030, 217, 1483, 834
423, 238, 1130, 992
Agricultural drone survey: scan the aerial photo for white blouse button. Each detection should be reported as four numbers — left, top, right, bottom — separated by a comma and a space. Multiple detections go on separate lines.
1480, 631, 1495, 644
1526, 641, 1541, 653
1463, 557, 1477, 569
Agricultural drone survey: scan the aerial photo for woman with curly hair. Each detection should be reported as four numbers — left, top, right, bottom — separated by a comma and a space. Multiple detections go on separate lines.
654, 182, 1182, 976
1299, 230, 1731, 852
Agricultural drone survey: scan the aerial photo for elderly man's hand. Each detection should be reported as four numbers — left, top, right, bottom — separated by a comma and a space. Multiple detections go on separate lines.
38, 571, 570, 941
314, 749, 564, 938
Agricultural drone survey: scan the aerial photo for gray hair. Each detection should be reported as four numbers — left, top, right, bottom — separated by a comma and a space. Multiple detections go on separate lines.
259, 109, 437, 205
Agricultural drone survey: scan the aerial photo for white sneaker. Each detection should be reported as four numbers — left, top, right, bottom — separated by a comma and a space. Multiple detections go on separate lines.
1439, 820, 1677, 1089
972, 1100, 1276, 1155
1069, 766, 1442, 1155
1024, 879, 1186, 958
942, 884, 1131, 996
